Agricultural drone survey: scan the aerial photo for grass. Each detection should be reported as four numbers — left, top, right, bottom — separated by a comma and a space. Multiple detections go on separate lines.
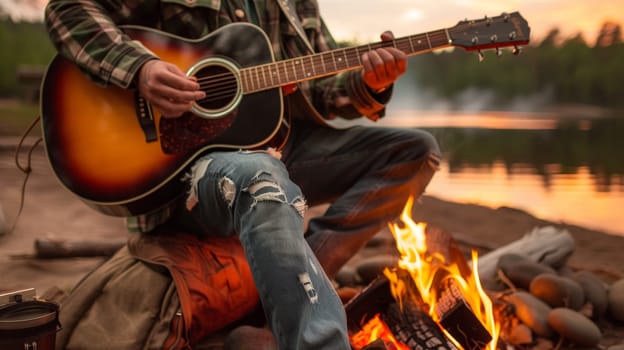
0, 99, 41, 136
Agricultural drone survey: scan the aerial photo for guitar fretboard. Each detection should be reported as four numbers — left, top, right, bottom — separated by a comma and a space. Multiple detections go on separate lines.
240, 29, 451, 93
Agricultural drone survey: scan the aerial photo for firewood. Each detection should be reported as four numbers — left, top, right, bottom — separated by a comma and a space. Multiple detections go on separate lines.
33, 238, 126, 259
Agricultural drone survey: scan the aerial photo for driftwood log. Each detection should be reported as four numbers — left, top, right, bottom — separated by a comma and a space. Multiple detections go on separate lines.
476, 226, 575, 282
33, 238, 126, 259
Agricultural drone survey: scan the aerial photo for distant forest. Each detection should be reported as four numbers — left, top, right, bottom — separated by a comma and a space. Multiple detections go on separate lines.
0, 18, 622, 110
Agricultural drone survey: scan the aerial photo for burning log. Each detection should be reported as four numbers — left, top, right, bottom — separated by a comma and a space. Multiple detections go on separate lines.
346, 274, 460, 350
435, 280, 492, 350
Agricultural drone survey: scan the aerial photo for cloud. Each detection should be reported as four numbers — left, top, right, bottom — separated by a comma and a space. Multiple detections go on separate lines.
0, 0, 45, 21
318, 0, 624, 44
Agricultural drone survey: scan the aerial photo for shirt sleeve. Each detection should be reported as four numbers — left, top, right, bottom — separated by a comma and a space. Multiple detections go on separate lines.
44, 0, 158, 88
308, 17, 394, 121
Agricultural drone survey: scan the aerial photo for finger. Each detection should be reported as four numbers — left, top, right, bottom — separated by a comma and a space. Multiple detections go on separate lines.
380, 31, 395, 42
377, 48, 397, 78
153, 97, 194, 118
379, 48, 407, 78
152, 83, 205, 103
386, 47, 408, 75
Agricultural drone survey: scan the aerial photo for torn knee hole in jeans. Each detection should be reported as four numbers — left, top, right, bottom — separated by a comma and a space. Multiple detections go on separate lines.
245, 178, 307, 218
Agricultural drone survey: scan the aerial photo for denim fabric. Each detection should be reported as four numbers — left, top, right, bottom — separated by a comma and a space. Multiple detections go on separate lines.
172, 121, 440, 349
285, 120, 440, 278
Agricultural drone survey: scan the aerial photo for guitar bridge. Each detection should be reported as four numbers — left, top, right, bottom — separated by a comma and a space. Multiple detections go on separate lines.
134, 91, 158, 143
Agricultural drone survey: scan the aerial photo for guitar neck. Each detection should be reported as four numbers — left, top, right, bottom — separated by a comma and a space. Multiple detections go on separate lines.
241, 28, 452, 93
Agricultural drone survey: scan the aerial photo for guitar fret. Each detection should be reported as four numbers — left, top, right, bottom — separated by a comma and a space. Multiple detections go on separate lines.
279, 61, 289, 85
271, 65, 278, 87
254, 66, 261, 90
290, 60, 297, 81
295, 59, 304, 80
245, 69, 253, 92
260, 65, 267, 89
307, 56, 315, 77
318, 53, 326, 75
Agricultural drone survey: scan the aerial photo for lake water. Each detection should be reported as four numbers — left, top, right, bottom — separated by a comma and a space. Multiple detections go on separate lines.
377, 110, 624, 237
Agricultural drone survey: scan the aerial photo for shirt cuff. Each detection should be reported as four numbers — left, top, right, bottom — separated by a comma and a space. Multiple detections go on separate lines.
345, 70, 393, 121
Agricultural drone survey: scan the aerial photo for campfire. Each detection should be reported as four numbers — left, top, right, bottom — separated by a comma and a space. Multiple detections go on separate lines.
347, 197, 500, 350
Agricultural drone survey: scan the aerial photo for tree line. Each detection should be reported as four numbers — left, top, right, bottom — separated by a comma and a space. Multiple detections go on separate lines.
405, 22, 624, 110
0, 18, 623, 111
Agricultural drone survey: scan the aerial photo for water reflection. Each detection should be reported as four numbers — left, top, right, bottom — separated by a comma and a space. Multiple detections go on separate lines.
380, 112, 624, 236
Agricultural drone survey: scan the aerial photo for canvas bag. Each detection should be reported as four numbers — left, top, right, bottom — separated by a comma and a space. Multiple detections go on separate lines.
55, 231, 260, 349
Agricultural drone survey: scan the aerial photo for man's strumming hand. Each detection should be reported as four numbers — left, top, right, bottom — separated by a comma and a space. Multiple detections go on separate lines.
137, 60, 206, 118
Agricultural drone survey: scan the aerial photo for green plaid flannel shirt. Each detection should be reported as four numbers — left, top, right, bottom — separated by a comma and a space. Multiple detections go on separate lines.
45, 0, 393, 232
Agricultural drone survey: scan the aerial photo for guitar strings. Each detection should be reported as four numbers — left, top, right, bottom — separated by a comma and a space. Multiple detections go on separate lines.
191, 32, 451, 99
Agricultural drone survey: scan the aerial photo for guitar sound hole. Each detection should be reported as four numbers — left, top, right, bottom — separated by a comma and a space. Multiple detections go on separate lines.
194, 65, 238, 111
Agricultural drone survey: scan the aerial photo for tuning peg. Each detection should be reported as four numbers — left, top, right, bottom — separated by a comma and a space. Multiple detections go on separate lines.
512, 46, 522, 55
478, 51, 485, 62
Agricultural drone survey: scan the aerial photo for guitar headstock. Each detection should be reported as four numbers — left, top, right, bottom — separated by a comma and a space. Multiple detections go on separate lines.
449, 12, 530, 54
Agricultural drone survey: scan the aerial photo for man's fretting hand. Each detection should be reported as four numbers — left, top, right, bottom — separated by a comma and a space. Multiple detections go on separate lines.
361, 31, 407, 93
138, 60, 206, 118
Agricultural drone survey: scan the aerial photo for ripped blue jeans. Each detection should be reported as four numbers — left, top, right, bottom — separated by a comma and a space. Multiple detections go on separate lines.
173, 121, 440, 349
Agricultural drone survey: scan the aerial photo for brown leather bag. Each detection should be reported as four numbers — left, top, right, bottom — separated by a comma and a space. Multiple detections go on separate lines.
55, 231, 259, 350
128, 231, 260, 347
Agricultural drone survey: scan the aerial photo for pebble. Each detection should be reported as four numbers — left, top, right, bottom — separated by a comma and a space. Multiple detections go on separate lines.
334, 265, 361, 287
0, 202, 7, 236
530, 274, 585, 310
506, 291, 554, 338
365, 232, 393, 248
497, 253, 557, 290
573, 270, 609, 319
547, 308, 602, 347
223, 325, 277, 350
505, 323, 533, 345
355, 254, 398, 285
608, 279, 624, 322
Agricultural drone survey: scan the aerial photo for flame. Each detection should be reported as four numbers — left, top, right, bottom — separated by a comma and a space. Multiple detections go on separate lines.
385, 196, 500, 350
350, 314, 410, 350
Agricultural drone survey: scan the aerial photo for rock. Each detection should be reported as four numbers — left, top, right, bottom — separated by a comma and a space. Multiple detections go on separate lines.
505, 323, 533, 345
365, 232, 393, 248
498, 254, 557, 290
355, 255, 398, 285
608, 279, 624, 322
223, 325, 278, 350
0, 203, 7, 236
547, 308, 602, 347
532, 338, 555, 350
530, 274, 585, 310
506, 291, 554, 338
573, 270, 609, 319
334, 265, 360, 287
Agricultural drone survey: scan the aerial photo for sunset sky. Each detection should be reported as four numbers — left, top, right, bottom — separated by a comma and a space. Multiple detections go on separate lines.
2, 0, 623, 45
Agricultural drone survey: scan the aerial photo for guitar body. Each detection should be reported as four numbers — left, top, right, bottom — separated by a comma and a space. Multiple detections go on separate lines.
40, 23, 284, 216
40, 12, 531, 217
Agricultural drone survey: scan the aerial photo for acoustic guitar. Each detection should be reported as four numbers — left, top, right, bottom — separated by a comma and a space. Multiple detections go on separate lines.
40, 12, 530, 216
